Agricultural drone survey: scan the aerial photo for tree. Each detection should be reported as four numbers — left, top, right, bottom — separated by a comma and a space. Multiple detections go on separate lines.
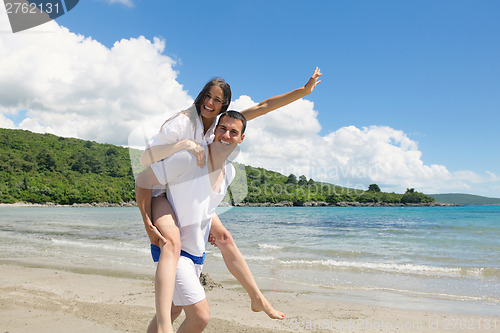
401, 188, 434, 204
325, 193, 339, 204
358, 193, 378, 203
70, 151, 102, 173
368, 184, 381, 192
286, 174, 297, 184
36, 148, 57, 171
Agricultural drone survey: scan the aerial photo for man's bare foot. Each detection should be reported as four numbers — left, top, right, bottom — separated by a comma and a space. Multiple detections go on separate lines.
251, 296, 285, 320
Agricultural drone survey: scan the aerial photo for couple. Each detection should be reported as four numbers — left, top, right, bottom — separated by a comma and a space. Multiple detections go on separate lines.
135, 68, 321, 333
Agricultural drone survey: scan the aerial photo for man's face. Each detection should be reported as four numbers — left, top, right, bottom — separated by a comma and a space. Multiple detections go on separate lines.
214, 116, 245, 150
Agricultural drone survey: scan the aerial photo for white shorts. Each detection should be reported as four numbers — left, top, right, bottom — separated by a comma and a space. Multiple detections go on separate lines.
151, 185, 166, 198
173, 255, 205, 306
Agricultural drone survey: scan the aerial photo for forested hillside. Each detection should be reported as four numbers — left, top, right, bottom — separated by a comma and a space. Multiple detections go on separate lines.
0, 128, 135, 204
0, 128, 435, 205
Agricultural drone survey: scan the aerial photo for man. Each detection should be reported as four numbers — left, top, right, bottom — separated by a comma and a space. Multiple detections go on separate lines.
136, 111, 284, 333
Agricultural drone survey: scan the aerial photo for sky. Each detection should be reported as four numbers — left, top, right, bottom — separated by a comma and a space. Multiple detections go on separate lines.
1, 0, 499, 197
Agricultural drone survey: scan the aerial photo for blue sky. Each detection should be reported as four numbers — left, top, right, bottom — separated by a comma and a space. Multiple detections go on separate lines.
1, 0, 499, 197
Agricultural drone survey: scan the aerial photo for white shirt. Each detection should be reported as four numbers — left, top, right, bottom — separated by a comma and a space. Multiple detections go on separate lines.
148, 104, 219, 197
151, 150, 235, 257
147, 104, 218, 149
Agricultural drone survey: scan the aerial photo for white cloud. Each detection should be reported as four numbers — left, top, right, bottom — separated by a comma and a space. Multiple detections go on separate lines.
0, 9, 191, 146
0, 112, 15, 129
486, 171, 500, 182
230, 95, 499, 196
100, 0, 134, 7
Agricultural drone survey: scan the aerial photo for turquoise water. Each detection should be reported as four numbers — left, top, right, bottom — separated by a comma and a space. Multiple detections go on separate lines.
0, 205, 498, 314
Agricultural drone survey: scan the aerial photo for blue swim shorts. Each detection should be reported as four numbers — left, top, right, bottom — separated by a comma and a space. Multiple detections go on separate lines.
150, 244, 205, 265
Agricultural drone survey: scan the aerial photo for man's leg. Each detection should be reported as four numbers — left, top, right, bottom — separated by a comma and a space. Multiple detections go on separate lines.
153, 196, 182, 333
176, 299, 210, 333
147, 315, 157, 333
171, 304, 183, 322
147, 305, 182, 333
210, 213, 285, 319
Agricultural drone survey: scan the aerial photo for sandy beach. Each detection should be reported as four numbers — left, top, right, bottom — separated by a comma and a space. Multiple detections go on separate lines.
1, 263, 498, 333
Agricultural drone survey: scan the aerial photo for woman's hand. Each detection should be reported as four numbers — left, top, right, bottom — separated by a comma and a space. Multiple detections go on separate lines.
303, 67, 322, 95
208, 233, 217, 247
183, 140, 206, 168
146, 223, 167, 247
240, 67, 323, 121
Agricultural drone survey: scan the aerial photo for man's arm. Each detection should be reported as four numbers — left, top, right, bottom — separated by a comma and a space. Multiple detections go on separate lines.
240, 67, 322, 121
135, 167, 167, 246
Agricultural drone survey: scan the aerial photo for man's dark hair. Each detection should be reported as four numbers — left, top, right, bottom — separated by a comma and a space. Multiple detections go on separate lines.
194, 78, 231, 116
217, 110, 247, 134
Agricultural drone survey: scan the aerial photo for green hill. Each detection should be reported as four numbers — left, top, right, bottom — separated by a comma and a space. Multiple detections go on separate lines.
429, 193, 500, 205
0, 128, 136, 204
0, 128, 435, 205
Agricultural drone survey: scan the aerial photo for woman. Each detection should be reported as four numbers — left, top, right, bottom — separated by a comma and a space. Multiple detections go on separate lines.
136, 68, 322, 333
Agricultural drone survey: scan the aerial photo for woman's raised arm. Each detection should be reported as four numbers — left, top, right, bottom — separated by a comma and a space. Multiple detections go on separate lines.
240, 67, 322, 121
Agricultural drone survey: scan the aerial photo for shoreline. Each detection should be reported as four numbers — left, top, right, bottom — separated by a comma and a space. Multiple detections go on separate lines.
1, 263, 498, 333
233, 201, 459, 207
0, 200, 459, 208
0, 201, 138, 208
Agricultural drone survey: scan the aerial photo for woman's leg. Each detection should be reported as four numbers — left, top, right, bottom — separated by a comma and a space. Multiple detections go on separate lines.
152, 196, 181, 333
210, 213, 285, 319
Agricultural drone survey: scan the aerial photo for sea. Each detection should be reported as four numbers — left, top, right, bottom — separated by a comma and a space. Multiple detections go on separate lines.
0, 205, 498, 315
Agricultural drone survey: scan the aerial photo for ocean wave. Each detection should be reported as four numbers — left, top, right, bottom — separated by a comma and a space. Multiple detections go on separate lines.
50, 238, 146, 253
258, 243, 284, 250
208, 251, 274, 262
278, 259, 495, 277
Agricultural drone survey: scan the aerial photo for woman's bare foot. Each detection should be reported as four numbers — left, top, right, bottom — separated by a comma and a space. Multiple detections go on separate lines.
251, 295, 285, 320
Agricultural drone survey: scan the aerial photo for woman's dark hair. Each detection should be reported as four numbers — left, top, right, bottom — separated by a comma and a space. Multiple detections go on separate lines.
194, 77, 231, 116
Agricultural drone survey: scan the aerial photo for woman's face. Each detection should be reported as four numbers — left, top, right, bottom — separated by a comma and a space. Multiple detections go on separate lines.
200, 85, 225, 120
